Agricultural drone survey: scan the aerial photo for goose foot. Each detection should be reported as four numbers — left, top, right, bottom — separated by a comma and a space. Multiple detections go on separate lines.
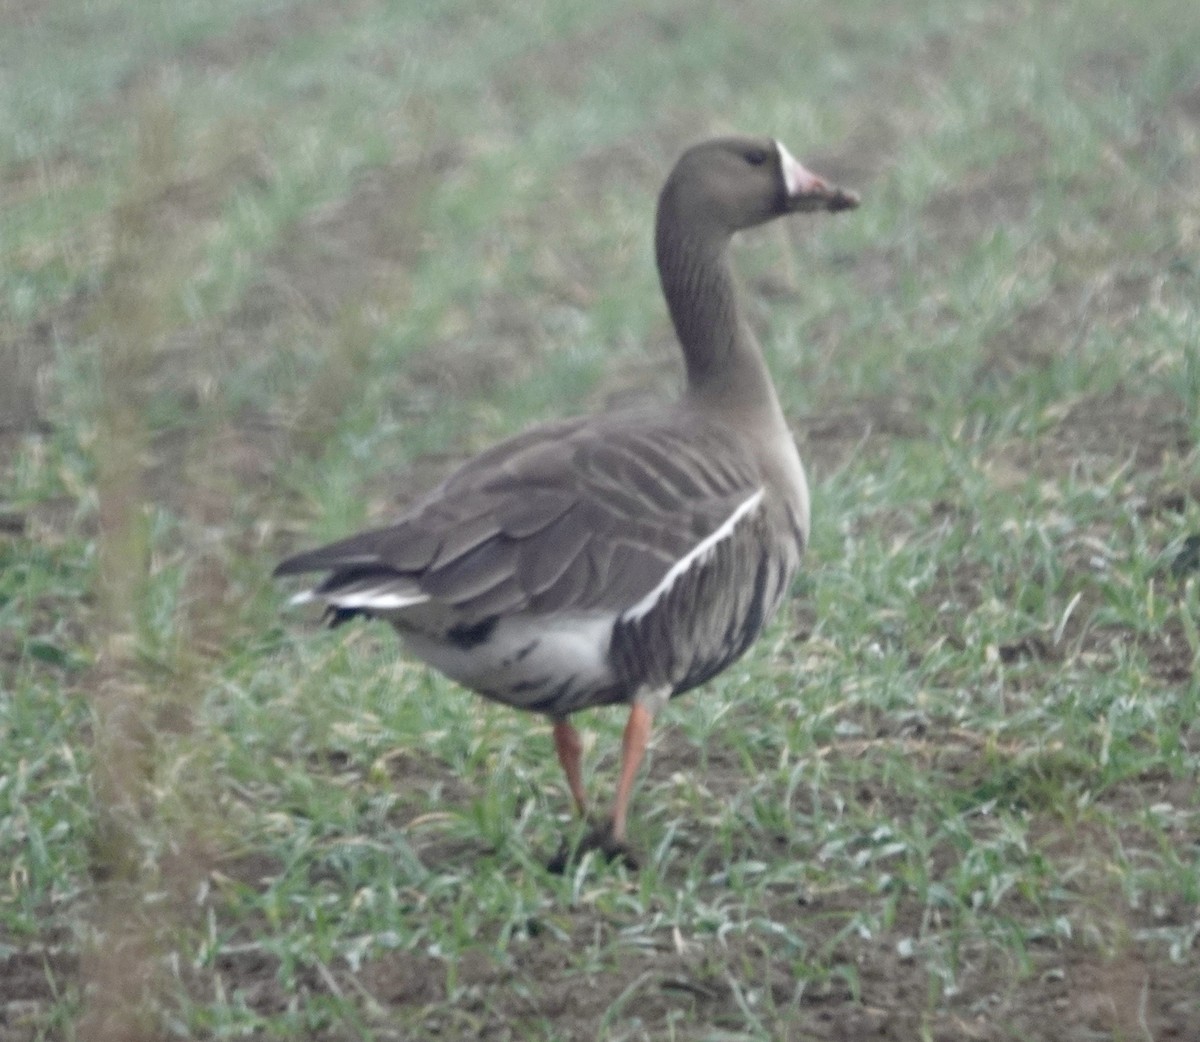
546, 821, 639, 873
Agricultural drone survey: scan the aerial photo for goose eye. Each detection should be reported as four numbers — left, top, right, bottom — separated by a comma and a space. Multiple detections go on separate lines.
744, 148, 768, 166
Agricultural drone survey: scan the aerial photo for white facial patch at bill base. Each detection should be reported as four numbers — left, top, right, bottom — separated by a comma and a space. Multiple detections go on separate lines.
775, 139, 827, 198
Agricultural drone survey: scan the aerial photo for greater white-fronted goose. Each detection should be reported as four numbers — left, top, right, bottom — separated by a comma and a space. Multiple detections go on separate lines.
276, 136, 858, 867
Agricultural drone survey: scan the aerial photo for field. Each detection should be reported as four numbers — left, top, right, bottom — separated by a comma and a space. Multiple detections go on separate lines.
2, 0, 1199, 1038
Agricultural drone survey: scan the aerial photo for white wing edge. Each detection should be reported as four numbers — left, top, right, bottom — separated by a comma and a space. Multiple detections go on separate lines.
620, 488, 765, 623
289, 588, 430, 610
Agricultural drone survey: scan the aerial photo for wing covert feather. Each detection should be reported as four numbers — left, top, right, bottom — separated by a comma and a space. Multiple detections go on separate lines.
279, 411, 768, 620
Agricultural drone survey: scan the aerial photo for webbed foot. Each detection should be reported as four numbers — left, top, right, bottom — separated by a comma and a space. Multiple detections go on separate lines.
546, 820, 639, 873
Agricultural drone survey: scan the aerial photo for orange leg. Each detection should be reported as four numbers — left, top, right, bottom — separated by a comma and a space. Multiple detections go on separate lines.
552, 719, 588, 817
610, 702, 654, 844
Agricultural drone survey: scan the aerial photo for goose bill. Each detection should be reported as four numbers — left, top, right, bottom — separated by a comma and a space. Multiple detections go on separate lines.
775, 140, 860, 213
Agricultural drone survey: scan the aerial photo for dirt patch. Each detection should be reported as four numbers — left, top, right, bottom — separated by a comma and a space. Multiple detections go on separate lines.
179, 0, 377, 74
153, 146, 446, 392
76, 137, 459, 522
105, 888, 1195, 1042
102, 0, 381, 104
7, 122, 275, 409
922, 149, 1043, 255
0, 0, 43, 28
0, 339, 53, 438
1010, 385, 1194, 481
974, 259, 1175, 395
1051, 386, 1191, 469
801, 393, 931, 477
0, 933, 78, 1042
974, 294, 1084, 385
1174, 81, 1200, 123
238, 147, 460, 335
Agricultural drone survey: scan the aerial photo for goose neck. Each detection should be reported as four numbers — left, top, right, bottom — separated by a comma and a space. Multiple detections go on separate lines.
656, 219, 775, 410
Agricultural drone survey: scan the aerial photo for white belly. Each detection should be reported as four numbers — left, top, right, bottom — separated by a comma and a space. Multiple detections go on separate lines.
400, 611, 618, 713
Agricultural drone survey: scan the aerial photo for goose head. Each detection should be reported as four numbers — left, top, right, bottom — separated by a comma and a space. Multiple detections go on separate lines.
657, 136, 859, 239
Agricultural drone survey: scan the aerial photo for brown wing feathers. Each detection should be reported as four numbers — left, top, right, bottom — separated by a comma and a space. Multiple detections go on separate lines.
274, 416, 763, 622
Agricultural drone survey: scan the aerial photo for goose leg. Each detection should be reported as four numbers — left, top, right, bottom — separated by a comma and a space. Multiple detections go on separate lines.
610, 702, 653, 844
551, 718, 588, 816
577, 701, 655, 870
548, 694, 663, 873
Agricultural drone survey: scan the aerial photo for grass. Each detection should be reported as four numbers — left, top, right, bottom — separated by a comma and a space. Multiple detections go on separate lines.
2, 0, 1199, 1038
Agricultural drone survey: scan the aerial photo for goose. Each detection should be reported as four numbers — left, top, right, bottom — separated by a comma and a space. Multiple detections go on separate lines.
275, 136, 858, 867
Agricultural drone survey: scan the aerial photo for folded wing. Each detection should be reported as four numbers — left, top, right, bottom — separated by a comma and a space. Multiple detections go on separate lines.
274, 413, 764, 630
